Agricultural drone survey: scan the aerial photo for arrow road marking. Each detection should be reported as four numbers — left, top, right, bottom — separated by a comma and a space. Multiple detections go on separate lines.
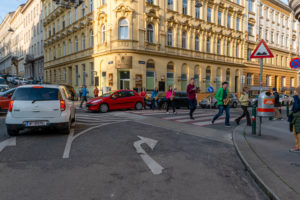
133, 136, 164, 175
0, 137, 16, 152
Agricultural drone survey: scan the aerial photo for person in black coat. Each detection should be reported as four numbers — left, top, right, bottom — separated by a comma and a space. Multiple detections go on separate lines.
272, 88, 282, 120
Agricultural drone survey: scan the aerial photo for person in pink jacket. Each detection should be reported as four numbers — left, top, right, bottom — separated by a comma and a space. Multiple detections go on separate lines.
166, 86, 176, 114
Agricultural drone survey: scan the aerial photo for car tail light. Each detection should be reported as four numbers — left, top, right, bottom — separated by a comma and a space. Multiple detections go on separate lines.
8, 100, 14, 112
60, 100, 66, 111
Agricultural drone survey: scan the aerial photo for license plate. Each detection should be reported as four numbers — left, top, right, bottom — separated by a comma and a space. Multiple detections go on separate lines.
25, 121, 47, 127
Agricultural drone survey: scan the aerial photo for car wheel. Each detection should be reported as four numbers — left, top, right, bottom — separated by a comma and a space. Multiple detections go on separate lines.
7, 128, 18, 136
99, 103, 109, 113
232, 102, 237, 108
135, 102, 143, 110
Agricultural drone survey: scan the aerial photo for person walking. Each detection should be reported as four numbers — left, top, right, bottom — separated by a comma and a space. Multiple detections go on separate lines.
151, 87, 160, 110
289, 86, 300, 152
166, 86, 176, 114
187, 78, 197, 120
94, 86, 99, 97
273, 88, 283, 120
211, 82, 231, 127
80, 85, 88, 108
235, 87, 251, 126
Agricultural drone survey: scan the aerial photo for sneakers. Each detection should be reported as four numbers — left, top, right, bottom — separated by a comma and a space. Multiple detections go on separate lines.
289, 147, 300, 152
166, 111, 170, 114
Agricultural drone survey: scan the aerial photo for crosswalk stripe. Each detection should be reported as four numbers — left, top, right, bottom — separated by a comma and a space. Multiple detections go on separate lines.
163, 113, 217, 120
176, 115, 239, 123
192, 118, 235, 126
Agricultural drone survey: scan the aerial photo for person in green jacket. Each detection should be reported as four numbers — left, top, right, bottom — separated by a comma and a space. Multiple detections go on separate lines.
211, 82, 231, 127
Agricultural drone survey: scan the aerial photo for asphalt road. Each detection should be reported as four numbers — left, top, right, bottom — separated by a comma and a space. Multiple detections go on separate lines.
0, 108, 267, 200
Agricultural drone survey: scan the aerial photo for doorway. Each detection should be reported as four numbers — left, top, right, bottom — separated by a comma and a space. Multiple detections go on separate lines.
119, 71, 130, 90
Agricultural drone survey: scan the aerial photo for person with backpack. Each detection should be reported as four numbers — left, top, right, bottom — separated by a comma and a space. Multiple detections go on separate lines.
273, 88, 283, 120
289, 86, 300, 152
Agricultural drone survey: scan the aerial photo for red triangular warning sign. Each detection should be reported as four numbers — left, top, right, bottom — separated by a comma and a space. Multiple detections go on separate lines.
250, 39, 274, 59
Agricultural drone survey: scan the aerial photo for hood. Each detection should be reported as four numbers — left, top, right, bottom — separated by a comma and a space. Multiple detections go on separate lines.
88, 97, 106, 103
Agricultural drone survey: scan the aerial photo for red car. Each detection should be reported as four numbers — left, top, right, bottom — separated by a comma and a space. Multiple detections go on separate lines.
87, 90, 145, 112
0, 88, 16, 112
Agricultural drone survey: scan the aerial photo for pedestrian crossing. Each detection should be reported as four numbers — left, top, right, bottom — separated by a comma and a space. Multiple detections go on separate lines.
75, 112, 129, 126
127, 109, 243, 127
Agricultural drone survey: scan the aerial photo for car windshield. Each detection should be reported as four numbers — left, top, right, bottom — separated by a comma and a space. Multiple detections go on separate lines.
12, 88, 59, 101
0, 88, 15, 96
101, 91, 114, 97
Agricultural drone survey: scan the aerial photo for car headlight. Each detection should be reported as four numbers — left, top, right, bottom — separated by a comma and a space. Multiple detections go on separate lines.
92, 99, 103, 103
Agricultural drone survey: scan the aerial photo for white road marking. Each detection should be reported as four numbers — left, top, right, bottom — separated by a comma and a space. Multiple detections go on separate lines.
192, 118, 235, 126
0, 137, 16, 152
176, 114, 239, 123
133, 136, 164, 175
62, 121, 127, 159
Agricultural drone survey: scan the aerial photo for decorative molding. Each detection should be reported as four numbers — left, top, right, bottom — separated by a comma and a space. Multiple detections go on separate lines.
113, 4, 134, 18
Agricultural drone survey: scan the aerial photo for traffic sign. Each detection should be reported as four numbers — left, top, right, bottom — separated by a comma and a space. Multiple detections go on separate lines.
208, 86, 214, 93
250, 39, 274, 59
290, 57, 300, 69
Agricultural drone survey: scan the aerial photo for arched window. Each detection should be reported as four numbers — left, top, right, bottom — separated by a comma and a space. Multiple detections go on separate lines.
146, 60, 155, 90
206, 37, 210, 53
167, 28, 173, 46
101, 25, 105, 44
75, 36, 78, 52
119, 19, 129, 40
195, 35, 199, 51
82, 34, 86, 50
147, 24, 154, 43
90, 29, 94, 47
182, 31, 187, 49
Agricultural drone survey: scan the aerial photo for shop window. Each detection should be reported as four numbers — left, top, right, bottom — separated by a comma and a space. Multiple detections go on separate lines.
146, 60, 155, 90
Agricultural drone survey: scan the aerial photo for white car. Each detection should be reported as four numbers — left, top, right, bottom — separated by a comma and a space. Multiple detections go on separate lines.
6, 85, 76, 136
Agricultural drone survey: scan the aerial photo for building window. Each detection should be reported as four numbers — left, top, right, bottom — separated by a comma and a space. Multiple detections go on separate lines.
248, 23, 253, 36
237, 0, 240, 4
247, 73, 252, 85
53, 23, 55, 35
90, 62, 94, 86
81, 2, 85, 17
168, 0, 174, 10
236, 43, 239, 58
101, 25, 105, 44
101, 0, 106, 6
167, 29, 173, 46
281, 77, 286, 87
54, 70, 57, 82
206, 67, 211, 90
195, 6, 200, 19
63, 42, 66, 56
236, 18, 240, 31
68, 11, 71, 25
206, 37, 210, 53
182, 0, 188, 15
90, 0, 93, 12
227, 42, 230, 56
217, 40, 221, 55
227, 15, 231, 28
58, 45, 61, 57
291, 78, 294, 87
75, 65, 79, 86
247, 48, 251, 60
119, 19, 129, 40
82, 34, 86, 50
266, 75, 270, 86
147, 24, 154, 43
218, 11, 222, 25
248, 0, 253, 12
182, 31, 187, 49
90, 29, 94, 47
147, 0, 154, 4
265, 30, 268, 41
82, 65, 86, 85
69, 39, 72, 54
195, 35, 199, 51
75, 7, 78, 21
271, 31, 274, 43
75, 36, 78, 52
207, 7, 212, 22
62, 16, 65, 29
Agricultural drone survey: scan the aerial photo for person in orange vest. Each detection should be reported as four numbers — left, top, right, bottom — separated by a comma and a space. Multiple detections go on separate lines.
94, 86, 99, 97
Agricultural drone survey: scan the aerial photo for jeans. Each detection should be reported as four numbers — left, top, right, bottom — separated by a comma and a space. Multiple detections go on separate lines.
189, 99, 197, 117
236, 106, 251, 125
166, 99, 175, 113
212, 105, 230, 125
80, 96, 87, 108
152, 99, 160, 110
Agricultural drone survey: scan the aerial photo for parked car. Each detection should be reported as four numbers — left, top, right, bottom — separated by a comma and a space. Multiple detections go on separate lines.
0, 77, 5, 84
5, 85, 76, 136
158, 92, 189, 109
199, 93, 239, 108
0, 84, 9, 92
86, 90, 145, 113
18, 78, 28, 85
0, 88, 16, 112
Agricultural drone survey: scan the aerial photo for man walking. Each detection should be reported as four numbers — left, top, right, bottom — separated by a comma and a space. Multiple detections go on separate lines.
80, 85, 88, 108
273, 88, 283, 120
187, 78, 198, 119
212, 82, 231, 127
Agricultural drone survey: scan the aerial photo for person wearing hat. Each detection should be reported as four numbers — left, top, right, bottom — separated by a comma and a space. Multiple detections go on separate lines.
211, 81, 231, 127
273, 87, 282, 120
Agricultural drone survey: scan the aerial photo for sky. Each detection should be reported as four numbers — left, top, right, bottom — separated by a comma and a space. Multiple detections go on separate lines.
0, 0, 291, 23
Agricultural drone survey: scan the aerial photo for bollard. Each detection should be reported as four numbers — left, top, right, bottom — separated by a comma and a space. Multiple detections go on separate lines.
286, 101, 289, 117
251, 105, 256, 135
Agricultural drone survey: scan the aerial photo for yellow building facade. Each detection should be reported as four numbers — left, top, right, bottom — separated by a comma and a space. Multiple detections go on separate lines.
42, 0, 247, 96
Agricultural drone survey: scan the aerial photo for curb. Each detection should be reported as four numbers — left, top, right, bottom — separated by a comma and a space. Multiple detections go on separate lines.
232, 125, 280, 200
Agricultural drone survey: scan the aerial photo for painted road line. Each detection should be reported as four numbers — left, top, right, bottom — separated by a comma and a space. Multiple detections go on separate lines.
133, 136, 164, 175
192, 118, 235, 126
163, 113, 216, 120
176, 114, 239, 123
0, 137, 16, 152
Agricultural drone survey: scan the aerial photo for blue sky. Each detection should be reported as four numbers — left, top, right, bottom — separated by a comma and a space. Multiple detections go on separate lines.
0, 0, 290, 23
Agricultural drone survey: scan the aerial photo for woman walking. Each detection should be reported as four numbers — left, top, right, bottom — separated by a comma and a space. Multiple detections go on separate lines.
289, 86, 300, 152
166, 86, 176, 114
235, 87, 251, 126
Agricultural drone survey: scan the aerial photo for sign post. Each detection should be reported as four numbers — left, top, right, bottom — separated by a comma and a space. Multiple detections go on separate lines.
250, 39, 274, 136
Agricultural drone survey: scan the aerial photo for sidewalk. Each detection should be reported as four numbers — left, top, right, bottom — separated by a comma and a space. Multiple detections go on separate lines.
233, 119, 300, 200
